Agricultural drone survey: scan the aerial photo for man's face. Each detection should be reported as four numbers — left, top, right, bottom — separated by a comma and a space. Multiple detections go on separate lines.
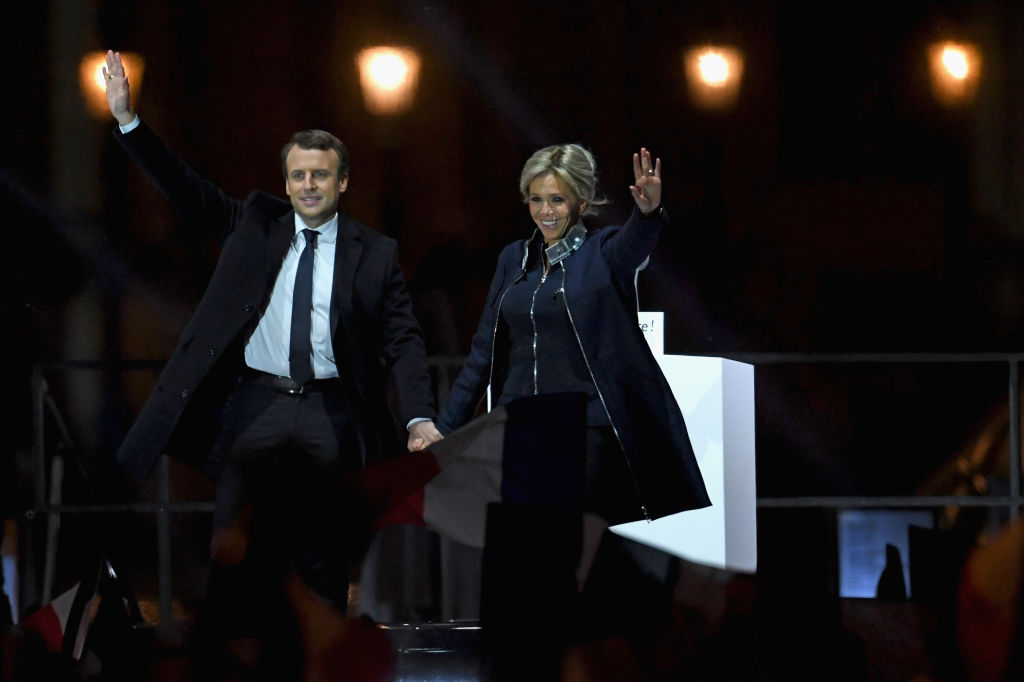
284, 146, 349, 228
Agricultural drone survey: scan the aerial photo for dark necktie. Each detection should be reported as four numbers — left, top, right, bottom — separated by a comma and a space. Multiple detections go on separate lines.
289, 229, 317, 385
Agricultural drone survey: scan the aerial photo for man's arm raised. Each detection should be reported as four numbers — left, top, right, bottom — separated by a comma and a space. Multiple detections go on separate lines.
101, 49, 245, 241
103, 50, 136, 127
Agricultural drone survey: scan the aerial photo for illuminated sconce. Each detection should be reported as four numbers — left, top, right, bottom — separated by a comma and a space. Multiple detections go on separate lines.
683, 45, 744, 110
928, 41, 981, 106
79, 50, 145, 119
356, 46, 421, 115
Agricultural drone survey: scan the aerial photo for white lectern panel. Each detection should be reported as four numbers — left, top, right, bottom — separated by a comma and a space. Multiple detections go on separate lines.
611, 355, 757, 573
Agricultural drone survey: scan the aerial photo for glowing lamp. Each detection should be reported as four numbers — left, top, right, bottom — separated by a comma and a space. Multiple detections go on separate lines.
684, 45, 744, 110
356, 46, 421, 115
928, 41, 980, 106
79, 51, 145, 119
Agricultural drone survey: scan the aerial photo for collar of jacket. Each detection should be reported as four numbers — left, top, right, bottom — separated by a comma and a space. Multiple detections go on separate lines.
520, 222, 588, 271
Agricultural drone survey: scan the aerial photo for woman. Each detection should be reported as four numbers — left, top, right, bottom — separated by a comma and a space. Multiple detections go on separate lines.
436, 144, 709, 531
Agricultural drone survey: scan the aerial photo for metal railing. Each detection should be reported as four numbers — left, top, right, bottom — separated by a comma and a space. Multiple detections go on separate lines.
726, 352, 1022, 519
20, 352, 1024, 630
25, 361, 212, 635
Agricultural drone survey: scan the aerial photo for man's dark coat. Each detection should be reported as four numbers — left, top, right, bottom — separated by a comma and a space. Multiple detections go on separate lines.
113, 121, 435, 479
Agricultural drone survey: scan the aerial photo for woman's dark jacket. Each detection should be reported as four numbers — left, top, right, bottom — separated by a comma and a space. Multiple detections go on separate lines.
437, 207, 711, 521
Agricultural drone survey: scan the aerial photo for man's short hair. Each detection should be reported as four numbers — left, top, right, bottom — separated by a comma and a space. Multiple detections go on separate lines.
281, 130, 351, 178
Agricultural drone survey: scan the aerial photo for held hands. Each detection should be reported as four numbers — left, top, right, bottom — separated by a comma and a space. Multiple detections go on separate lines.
629, 147, 662, 215
407, 420, 444, 452
102, 50, 135, 126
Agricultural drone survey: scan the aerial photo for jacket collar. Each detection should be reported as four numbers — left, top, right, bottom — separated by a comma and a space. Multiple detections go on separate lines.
520, 221, 588, 271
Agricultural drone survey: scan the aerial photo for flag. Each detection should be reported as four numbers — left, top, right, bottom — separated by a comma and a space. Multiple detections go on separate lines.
360, 392, 587, 547
22, 579, 98, 660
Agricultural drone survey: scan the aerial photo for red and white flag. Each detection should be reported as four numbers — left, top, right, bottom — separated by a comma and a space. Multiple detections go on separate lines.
359, 393, 587, 547
22, 580, 97, 660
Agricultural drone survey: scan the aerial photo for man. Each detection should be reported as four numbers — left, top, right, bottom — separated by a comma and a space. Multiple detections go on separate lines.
101, 50, 442, 617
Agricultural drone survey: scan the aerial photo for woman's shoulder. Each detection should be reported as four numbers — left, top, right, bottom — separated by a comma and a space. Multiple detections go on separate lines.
580, 223, 621, 252
499, 238, 527, 254
495, 237, 531, 265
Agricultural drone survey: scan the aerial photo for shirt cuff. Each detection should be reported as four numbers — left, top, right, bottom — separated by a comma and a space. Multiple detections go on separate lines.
407, 417, 432, 431
119, 115, 141, 134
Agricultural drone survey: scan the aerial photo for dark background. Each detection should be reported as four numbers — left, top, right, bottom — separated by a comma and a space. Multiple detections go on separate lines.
4, 0, 1023, 571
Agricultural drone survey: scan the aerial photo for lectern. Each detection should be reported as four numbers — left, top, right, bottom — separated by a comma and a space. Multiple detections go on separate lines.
612, 313, 758, 573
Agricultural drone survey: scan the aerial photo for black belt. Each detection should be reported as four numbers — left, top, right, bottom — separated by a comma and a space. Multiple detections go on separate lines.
241, 369, 341, 396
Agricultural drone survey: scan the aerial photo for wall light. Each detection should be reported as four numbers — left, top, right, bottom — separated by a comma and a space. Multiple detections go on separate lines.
928, 41, 980, 106
356, 46, 421, 116
79, 51, 145, 119
683, 45, 744, 110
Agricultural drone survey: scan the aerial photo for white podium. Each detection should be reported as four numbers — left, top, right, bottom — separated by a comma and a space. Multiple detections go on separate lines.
611, 314, 757, 573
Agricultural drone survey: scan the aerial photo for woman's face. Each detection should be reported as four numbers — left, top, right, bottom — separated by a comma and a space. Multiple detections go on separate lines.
528, 173, 584, 245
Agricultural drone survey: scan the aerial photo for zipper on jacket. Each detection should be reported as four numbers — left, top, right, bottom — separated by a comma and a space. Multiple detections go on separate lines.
486, 239, 651, 522
487, 270, 526, 391
557, 263, 651, 522
530, 271, 548, 394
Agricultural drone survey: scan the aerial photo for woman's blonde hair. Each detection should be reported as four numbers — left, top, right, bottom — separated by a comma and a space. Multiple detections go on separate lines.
518, 144, 609, 217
